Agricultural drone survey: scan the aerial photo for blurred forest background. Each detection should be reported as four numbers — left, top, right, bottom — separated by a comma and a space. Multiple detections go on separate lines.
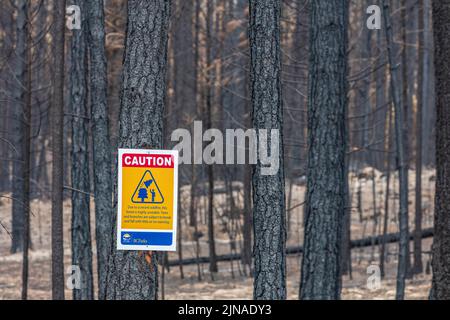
0, 0, 448, 300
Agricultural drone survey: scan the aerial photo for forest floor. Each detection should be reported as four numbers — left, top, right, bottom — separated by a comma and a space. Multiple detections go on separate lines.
0, 167, 436, 300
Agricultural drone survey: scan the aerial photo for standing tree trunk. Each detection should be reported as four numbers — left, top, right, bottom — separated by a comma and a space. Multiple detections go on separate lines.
205, 0, 218, 275
382, 0, 409, 300
69, 0, 94, 300
300, 0, 348, 300
21, 0, 32, 300
51, 0, 67, 300
241, 8, 252, 270
105, 0, 171, 300
413, 0, 426, 275
380, 105, 393, 278
249, 0, 286, 300
401, 0, 412, 279
242, 157, 252, 268
86, 0, 113, 300
0, 1, 13, 194
430, 0, 450, 300
11, 0, 29, 254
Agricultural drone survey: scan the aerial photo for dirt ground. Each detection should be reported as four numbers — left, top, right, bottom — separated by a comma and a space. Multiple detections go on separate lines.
0, 168, 436, 300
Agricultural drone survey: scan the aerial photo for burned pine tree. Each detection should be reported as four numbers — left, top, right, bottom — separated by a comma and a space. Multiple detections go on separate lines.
300, 0, 348, 300
249, 0, 286, 300
430, 0, 450, 300
10, 0, 29, 254
69, 0, 94, 300
382, 0, 410, 300
51, 0, 67, 300
86, 0, 113, 300
106, 0, 171, 300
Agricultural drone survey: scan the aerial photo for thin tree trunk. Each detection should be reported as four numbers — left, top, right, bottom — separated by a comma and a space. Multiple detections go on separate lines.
380, 105, 393, 279
370, 169, 378, 262
0, 1, 13, 194
242, 70, 252, 269
105, 0, 171, 300
382, 0, 409, 300
70, 0, 94, 300
401, 0, 412, 279
412, 0, 425, 276
177, 185, 184, 279
300, 0, 348, 300
51, 0, 66, 300
205, 0, 218, 276
21, 0, 32, 300
86, 0, 113, 300
242, 162, 252, 269
11, 0, 28, 254
249, 0, 286, 300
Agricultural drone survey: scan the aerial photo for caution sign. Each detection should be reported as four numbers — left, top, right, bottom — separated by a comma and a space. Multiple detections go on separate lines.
117, 149, 178, 251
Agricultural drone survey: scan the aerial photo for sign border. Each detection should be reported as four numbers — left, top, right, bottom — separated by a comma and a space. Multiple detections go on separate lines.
116, 148, 179, 251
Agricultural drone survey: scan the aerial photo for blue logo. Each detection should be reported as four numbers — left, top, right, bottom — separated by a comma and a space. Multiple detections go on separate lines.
122, 233, 132, 244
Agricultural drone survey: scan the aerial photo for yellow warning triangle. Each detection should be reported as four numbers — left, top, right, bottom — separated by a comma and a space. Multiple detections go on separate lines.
131, 170, 164, 204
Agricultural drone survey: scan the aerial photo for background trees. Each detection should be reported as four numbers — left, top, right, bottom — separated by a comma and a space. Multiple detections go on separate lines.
0, 0, 448, 301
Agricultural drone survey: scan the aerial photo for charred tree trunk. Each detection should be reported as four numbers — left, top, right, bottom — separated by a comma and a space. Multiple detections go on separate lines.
11, 0, 28, 254
380, 105, 393, 278
105, 0, 171, 300
51, 0, 66, 300
382, 0, 409, 300
300, 0, 348, 300
205, 0, 218, 276
21, 0, 32, 300
86, 0, 113, 300
413, 0, 426, 275
69, 0, 94, 300
430, 0, 450, 300
249, 0, 286, 300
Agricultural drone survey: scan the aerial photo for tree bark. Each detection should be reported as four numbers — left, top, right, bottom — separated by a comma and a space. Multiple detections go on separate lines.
105, 0, 171, 300
11, 0, 28, 254
86, 0, 113, 300
249, 0, 286, 300
413, 0, 426, 275
205, 0, 218, 275
430, 0, 450, 300
380, 105, 393, 279
299, 0, 348, 300
51, 0, 66, 300
21, 0, 32, 300
382, 0, 409, 300
70, 0, 94, 300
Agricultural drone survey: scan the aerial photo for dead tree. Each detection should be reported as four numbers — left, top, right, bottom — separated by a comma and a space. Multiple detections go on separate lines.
382, 0, 409, 300
51, 0, 67, 300
430, 0, 450, 300
249, 0, 286, 300
105, 0, 171, 300
300, 0, 348, 300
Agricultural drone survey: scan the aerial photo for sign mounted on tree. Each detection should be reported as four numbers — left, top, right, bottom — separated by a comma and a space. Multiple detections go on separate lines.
117, 149, 179, 251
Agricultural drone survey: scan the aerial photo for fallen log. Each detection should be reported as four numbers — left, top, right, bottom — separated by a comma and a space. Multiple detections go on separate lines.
167, 228, 434, 267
